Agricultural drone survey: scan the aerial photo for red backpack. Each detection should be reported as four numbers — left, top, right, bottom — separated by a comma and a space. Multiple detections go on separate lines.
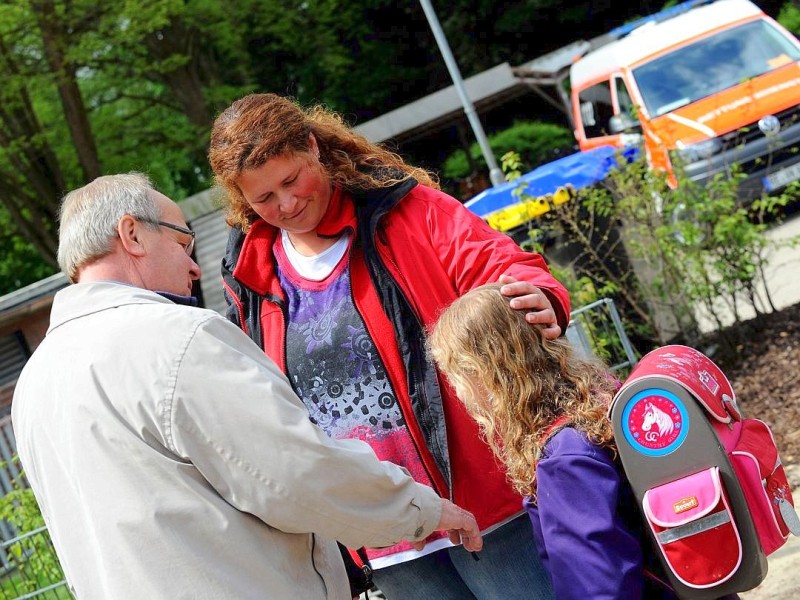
609, 345, 800, 599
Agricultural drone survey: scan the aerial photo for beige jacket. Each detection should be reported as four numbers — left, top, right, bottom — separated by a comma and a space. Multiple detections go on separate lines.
12, 282, 441, 599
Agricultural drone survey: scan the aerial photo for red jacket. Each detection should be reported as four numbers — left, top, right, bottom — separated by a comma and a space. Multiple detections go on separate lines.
222, 180, 570, 530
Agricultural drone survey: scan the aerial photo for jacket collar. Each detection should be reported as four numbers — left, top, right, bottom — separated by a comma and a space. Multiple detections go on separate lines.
232, 220, 281, 297
316, 185, 356, 238
48, 282, 175, 335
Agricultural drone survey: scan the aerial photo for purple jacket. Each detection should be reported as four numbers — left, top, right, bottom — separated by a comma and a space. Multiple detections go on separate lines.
525, 427, 677, 600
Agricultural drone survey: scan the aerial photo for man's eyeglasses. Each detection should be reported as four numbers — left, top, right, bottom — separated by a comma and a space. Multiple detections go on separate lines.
143, 219, 196, 256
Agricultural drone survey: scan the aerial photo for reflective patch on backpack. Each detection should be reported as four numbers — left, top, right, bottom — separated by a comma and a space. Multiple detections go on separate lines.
779, 498, 800, 536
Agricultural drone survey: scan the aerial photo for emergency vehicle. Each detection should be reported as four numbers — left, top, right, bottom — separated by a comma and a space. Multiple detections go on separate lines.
571, 0, 800, 198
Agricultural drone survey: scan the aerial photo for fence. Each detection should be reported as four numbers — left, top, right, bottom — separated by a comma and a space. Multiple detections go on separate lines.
567, 297, 638, 374
0, 527, 71, 600
0, 418, 72, 600
0, 416, 23, 549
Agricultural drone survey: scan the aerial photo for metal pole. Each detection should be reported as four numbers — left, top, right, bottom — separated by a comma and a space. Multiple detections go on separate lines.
419, 0, 506, 187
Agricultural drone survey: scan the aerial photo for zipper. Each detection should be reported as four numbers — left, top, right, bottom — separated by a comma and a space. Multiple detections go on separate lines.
222, 279, 248, 337
373, 231, 454, 501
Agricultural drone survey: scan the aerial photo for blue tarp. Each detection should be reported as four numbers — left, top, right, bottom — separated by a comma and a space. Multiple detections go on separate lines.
465, 145, 622, 219
608, 0, 713, 38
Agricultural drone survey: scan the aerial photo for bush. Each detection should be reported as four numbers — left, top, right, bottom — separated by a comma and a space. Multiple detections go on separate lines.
502, 150, 799, 352
778, 1, 800, 35
0, 461, 72, 599
442, 120, 574, 180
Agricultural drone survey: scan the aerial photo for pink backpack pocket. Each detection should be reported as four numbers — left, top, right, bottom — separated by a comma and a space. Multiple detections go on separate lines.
642, 467, 742, 589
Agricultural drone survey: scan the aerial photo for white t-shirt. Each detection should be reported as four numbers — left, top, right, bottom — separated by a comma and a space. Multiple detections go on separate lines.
280, 229, 351, 280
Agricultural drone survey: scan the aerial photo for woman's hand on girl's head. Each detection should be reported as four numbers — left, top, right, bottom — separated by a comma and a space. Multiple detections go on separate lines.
498, 275, 562, 339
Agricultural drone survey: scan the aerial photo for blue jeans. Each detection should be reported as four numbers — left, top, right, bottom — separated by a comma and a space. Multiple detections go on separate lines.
371, 514, 553, 599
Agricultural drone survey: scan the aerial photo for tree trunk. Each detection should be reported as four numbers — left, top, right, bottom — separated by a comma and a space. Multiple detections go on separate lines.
33, 0, 102, 182
0, 39, 62, 265
144, 20, 213, 128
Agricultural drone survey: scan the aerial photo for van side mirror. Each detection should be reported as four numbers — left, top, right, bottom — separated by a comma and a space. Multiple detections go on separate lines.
609, 114, 641, 134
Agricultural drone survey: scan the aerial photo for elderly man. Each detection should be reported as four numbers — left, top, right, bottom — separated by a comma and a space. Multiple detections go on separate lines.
12, 173, 481, 599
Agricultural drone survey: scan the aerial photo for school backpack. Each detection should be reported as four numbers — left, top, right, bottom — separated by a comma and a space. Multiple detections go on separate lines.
609, 344, 800, 599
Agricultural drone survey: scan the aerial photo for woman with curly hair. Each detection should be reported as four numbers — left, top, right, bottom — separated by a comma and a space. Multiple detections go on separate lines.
208, 93, 570, 599
429, 284, 681, 600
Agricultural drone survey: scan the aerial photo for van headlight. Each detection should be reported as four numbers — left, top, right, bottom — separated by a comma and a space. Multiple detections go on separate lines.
674, 139, 722, 164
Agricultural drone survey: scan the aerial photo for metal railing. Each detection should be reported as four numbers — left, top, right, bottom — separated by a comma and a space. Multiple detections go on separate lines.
567, 297, 638, 374
0, 417, 24, 498
0, 417, 72, 599
0, 416, 24, 567
0, 527, 72, 599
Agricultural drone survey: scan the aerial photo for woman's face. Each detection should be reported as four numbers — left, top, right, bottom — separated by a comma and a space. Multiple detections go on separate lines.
236, 136, 331, 237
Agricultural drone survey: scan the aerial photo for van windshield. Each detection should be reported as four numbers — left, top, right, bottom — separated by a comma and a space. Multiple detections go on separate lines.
632, 20, 800, 117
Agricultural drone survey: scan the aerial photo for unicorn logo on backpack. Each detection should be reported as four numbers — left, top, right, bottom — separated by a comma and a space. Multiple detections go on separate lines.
641, 402, 674, 441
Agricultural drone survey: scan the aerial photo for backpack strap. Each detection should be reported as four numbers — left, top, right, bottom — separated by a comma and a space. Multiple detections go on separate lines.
540, 414, 573, 448
531, 415, 573, 500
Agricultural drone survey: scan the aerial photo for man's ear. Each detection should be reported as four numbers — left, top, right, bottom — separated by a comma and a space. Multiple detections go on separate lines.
117, 215, 147, 257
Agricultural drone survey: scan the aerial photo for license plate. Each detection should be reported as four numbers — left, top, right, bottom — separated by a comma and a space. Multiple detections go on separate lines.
763, 162, 800, 192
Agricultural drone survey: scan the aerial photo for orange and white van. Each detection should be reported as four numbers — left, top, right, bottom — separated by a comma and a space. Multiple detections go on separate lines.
570, 0, 800, 198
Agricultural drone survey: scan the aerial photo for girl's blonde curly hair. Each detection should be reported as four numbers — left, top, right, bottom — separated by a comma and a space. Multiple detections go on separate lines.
208, 93, 439, 231
428, 284, 619, 499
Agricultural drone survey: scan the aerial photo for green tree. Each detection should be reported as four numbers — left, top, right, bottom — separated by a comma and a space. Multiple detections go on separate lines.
438, 0, 641, 75
778, 0, 800, 35
0, 0, 255, 285
0, 209, 57, 296
0, 3, 71, 268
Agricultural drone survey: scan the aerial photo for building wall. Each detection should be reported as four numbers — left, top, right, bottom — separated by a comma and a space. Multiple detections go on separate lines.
0, 302, 55, 415
182, 188, 231, 316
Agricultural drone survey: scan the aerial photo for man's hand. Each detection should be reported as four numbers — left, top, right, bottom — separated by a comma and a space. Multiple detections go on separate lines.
499, 274, 561, 339
411, 499, 483, 552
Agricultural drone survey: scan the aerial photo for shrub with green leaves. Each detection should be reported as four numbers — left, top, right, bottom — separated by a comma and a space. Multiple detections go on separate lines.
442, 120, 573, 181
502, 149, 798, 353
778, 0, 800, 35
0, 461, 72, 599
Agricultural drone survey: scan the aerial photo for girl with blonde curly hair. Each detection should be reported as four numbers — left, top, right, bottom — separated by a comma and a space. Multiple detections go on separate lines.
209, 93, 571, 599
429, 284, 683, 600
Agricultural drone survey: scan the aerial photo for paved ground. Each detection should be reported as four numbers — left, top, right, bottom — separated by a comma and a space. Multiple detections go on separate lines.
756, 211, 800, 312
